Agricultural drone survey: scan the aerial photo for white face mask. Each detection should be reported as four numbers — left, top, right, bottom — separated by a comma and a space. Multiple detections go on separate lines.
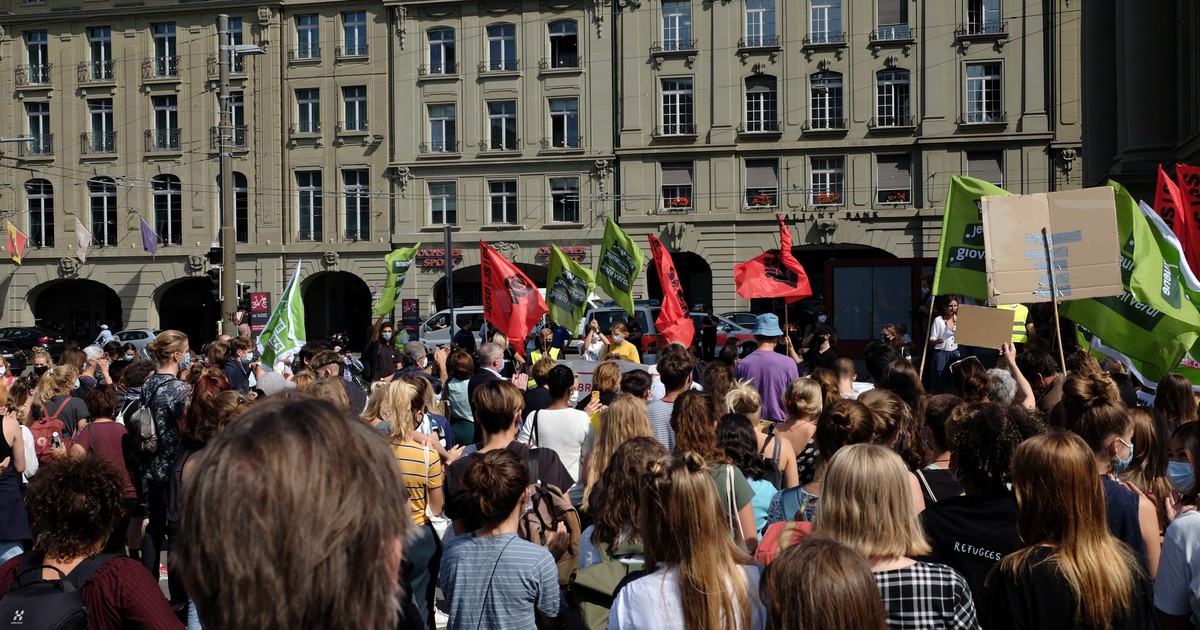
0, 367, 6, 376
568, 387, 581, 407
612, 335, 624, 344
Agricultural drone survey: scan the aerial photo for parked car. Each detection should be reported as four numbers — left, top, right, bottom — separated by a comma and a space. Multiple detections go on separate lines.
114, 329, 161, 359
0, 326, 66, 358
0, 341, 29, 375
416, 307, 488, 351
691, 313, 757, 354
721, 312, 760, 329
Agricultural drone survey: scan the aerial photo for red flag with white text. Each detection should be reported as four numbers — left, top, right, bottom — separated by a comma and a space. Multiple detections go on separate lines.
734, 215, 813, 303
647, 234, 695, 348
480, 240, 547, 356
1174, 164, 1200, 278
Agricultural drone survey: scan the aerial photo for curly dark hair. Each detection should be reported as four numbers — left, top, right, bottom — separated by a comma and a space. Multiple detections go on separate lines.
716, 414, 767, 480
179, 368, 231, 440
670, 391, 729, 464
588, 436, 668, 551
27, 455, 126, 560
946, 402, 1043, 493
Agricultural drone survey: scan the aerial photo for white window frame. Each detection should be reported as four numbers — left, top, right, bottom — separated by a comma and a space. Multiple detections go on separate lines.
88, 26, 112, 79
429, 182, 457, 226
342, 86, 368, 131
342, 169, 370, 241
549, 98, 580, 148
660, 163, 694, 211
810, 157, 845, 206
25, 179, 53, 248
744, 159, 780, 208
875, 69, 911, 126
230, 18, 246, 72
662, 1, 693, 51
488, 101, 518, 151
810, 73, 844, 129
550, 177, 580, 223
88, 99, 114, 153
428, 104, 457, 152
745, 0, 776, 47
810, 1, 842, 43
745, 76, 778, 132
153, 175, 183, 245
296, 171, 323, 242
965, 62, 1003, 123
487, 23, 517, 71
968, 0, 1002, 34
26, 31, 49, 84
26, 102, 51, 155
152, 95, 179, 150
428, 27, 456, 74
489, 180, 519, 224
342, 11, 367, 56
89, 177, 118, 246
548, 20, 580, 68
152, 23, 177, 76
660, 78, 695, 135
875, 155, 913, 205
296, 88, 321, 133
296, 15, 320, 59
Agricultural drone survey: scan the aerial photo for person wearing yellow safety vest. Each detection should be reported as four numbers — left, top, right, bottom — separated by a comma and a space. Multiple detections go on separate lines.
995, 303, 1034, 348
528, 328, 561, 387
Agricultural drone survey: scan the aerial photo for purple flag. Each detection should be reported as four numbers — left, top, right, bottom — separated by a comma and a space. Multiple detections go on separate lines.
140, 218, 159, 256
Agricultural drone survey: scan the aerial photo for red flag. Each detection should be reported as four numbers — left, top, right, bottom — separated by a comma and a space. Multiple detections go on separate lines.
5, 221, 28, 265
647, 234, 695, 347
480, 240, 547, 356
1175, 164, 1200, 277
734, 215, 813, 303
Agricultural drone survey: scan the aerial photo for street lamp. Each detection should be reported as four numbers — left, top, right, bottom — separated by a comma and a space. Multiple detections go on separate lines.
0, 137, 34, 158
216, 14, 264, 336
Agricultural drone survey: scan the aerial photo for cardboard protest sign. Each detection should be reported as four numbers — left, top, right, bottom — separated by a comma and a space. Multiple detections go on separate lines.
955, 304, 1016, 349
981, 187, 1123, 304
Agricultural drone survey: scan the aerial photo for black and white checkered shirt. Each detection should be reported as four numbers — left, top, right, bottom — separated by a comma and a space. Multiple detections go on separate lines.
874, 561, 981, 630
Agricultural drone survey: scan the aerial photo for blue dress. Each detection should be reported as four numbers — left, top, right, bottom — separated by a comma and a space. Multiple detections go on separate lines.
0, 430, 31, 543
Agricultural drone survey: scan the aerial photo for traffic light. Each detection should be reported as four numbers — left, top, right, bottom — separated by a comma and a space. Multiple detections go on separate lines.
207, 267, 220, 300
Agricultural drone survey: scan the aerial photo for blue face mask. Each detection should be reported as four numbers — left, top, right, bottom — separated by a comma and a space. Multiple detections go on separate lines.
1113, 437, 1135, 473
125, 354, 135, 361
242, 354, 253, 365
382, 332, 393, 341
179, 352, 191, 369
1168, 460, 1196, 494
73, 378, 80, 389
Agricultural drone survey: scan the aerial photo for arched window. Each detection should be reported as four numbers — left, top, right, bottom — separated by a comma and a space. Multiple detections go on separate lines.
744, 75, 779, 132
25, 179, 54, 248
88, 177, 118, 246
152, 174, 182, 245
547, 20, 578, 68
487, 23, 517, 71
427, 27, 456, 74
809, 72, 844, 130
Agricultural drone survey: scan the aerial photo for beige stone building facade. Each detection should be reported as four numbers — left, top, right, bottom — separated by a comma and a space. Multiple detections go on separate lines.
0, 0, 1081, 350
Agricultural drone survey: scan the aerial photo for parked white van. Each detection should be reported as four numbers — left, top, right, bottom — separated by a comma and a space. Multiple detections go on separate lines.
416, 306, 487, 350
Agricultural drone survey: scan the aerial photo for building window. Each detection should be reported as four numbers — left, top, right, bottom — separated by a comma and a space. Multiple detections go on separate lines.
811, 157, 845, 206
967, 151, 1004, 187
153, 175, 183, 245
967, 0, 1002, 34
25, 102, 51, 156
489, 180, 519, 224
429, 182, 457, 225
548, 20, 579, 68
230, 18, 246, 72
810, 72, 844, 129
25, 31, 49, 84
487, 24, 517, 71
745, 0, 776, 47
152, 23, 177, 77
745, 159, 779, 208
427, 104, 457, 152
343, 169, 369, 241
295, 15, 320, 59
297, 171, 323, 241
549, 98, 580, 148
661, 162, 693, 210
810, 0, 843, 43
488, 101, 518, 151
218, 172, 250, 243
876, 0, 909, 38
550, 177, 580, 223
88, 27, 113, 80
296, 89, 321, 133
342, 11, 367, 56
152, 95, 179, 150
661, 1, 693, 51
229, 92, 246, 147
875, 70, 911, 126
965, 62, 1002, 123
428, 27, 456, 74
26, 179, 54, 247
88, 99, 115, 153
876, 155, 912, 204
660, 78, 695, 135
88, 177, 118, 246
744, 75, 778, 132
342, 86, 367, 131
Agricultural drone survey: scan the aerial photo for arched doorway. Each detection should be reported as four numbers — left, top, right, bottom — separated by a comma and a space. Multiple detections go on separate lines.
432, 264, 549, 311
647, 251, 712, 312
303, 271, 372, 350
32, 280, 123, 344
159, 279, 220, 349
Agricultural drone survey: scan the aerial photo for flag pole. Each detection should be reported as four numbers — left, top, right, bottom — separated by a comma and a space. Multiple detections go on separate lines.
1043, 227, 1068, 373
918, 294, 936, 380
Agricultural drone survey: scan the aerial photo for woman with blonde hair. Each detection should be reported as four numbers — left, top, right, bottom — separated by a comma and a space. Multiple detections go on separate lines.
725, 381, 799, 489
775, 378, 823, 484
608, 451, 767, 629
31, 364, 90, 442
29, 347, 53, 380
984, 431, 1152, 629
1123, 407, 1172, 531
581, 393, 652, 510
818, 444, 980, 629
579, 361, 621, 412
760, 537, 887, 630
361, 380, 401, 435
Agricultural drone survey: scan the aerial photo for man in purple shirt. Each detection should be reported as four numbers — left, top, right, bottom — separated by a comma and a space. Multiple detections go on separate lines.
735, 313, 799, 422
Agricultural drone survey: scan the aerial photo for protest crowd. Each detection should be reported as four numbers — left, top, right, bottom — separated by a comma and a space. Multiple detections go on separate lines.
5, 173, 1200, 630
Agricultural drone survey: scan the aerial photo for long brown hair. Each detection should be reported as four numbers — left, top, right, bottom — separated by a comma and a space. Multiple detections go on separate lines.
670, 390, 728, 463
1155, 373, 1197, 432
589, 437, 667, 550
1001, 430, 1140, 627
761, 537, 887, 630
641, 451, 755, 629
1123, 407, 1171, 530
582, 394, 653, 509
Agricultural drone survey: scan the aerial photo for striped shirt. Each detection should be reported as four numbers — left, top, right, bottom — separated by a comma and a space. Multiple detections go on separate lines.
438, 533, 561, 629
391, 440, 442, 526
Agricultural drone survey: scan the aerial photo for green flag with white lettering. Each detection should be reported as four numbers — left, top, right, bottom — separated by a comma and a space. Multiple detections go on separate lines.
373, 244, 420, 317
257, 263, 306, 368
546, 244, 595, 328
932, 176, 1011, 300
595, 219, 645, 316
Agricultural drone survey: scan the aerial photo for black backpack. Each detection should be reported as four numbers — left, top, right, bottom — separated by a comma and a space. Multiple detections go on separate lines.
758, 426, 784, 490
0, 553, 117, 630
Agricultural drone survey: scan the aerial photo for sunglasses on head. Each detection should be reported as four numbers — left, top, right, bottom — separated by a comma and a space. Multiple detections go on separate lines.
948, 355, 982, 377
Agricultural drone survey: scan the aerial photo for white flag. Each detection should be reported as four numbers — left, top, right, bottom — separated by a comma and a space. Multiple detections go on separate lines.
74, 216, 92, 263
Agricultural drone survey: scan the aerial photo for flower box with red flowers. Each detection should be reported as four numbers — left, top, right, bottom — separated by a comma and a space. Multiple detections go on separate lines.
664, 197, 691, 209
814, 192, 842, 205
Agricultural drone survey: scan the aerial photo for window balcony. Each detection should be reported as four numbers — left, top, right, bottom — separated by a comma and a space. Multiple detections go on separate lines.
146, 128, 181, 152
289, 122, 322, 136
17, 135, 53, 158
143, 56, 179, 79
539, 54, 582, 70
877, 189, 912, 205
802, 118, 847, 132
650, 39, 699, 54
868, 115, 916, 130
78, 60, 115, 83
288, 44, 321, 60
652, 124, 698, 138
336, 44, 369, 58
957, 111, 1008, 127
541, 136, 584, 151
956, 20, 1008, 37
15, 64, 52, 87
81, 131, 117, 155
419, 141, 461, 156
870, 24, 913, 41
336, 121, 369, 135
737, 35, 781, 49
802, 32, 846, 48
206, 54, 247, 76
479, 60, 519, 74
479, 139, 520, 153
210, 125, 248, 149
418, 62, 458, 77
737, 120, 782, 135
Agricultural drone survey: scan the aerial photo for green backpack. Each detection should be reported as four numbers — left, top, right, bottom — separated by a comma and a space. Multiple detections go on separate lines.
569, 543, 645, 630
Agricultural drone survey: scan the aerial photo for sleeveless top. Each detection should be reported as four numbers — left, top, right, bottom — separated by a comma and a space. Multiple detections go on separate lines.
795, 439, 820, 486
0, 427, 32, 540
1102, 476, 1148, 571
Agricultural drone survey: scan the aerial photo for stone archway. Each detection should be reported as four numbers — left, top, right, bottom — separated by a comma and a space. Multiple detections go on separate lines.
432, 264, 549, 311
302, 271, 372, 350
158, 278, 221, 349
647, 251, 713, 312
31, 279, 123, 344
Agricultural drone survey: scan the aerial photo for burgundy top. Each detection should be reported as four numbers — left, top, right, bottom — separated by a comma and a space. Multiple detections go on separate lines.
0, 556, 182, 630
73, 422, 136, 500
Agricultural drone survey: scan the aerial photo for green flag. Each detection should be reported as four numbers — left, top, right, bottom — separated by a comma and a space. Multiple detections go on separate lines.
545, 244, 596, 328
257, 263, 306, 368
595, 219, 645, 316
373, 244, 420, 317
932, 176, 1011, 300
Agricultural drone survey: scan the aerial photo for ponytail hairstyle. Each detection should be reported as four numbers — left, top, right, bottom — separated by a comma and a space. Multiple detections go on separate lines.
147, 329, 189, 367
670, 391, 728, 463
807, 368, 841, 409
783, 378, 823, 421
724, 380, 762, 420
462, 449, 529, 531
1002, 430, 1140, 628
858, 389, 924, 469
36, 365, 79, 407
641, 451, 754, 630
761, 537, 888, 630
1055, 371, 1130, 466
814, 399, 880, 464
948, 357, 991, 404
